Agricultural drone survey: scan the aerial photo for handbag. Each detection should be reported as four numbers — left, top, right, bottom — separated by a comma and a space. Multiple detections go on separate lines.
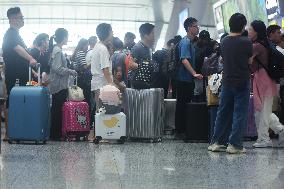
67, 76, 85, 101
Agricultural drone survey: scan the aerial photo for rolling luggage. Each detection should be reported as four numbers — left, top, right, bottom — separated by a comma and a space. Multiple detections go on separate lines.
62, 101, 90, 141
8, 65, 51, 144
244, 95, 257, 140
94, 112, 126, 144
185, 102, 209, 142
125, 88, 164, 142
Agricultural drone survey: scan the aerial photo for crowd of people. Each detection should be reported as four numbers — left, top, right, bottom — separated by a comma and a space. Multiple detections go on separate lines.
1, 7, 284, 153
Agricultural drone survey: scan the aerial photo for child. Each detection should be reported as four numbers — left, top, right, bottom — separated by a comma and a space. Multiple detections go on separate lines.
113, 66, 126, 93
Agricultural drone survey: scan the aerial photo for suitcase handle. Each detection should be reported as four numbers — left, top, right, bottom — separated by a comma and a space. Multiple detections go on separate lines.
29, 63, 41, 85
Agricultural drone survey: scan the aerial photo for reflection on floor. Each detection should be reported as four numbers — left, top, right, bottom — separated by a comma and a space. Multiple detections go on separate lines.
0, 140, 283, 189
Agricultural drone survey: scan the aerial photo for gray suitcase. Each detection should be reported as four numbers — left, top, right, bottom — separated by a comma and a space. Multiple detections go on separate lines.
125, 88, 164, 142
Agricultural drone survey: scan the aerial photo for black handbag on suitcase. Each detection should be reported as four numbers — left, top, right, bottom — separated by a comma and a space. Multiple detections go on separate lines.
185, 102, 209, 142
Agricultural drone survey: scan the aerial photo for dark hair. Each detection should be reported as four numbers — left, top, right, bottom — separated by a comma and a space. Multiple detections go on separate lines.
33, 33, 49, 47
184, 17, 198, 32
7, 7, 21, 18
251, 20, 269, 48
88, 36, 97, 44
166, 39, 175, 47
96, 23, 112, 41
173, 35, 182, 45
125, 32, 136, 40
139, 23, 155, 38
71, 38, 88, 61
52, 28, 68, 44
241, 30, 248, 37
112, 37, 124, 50
229, 13, 247, 33
267, 25, 281, 37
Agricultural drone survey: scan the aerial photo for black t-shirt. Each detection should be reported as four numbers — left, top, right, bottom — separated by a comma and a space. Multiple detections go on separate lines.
221, 36, 253, 87
30, 48, 50, 74
2, 28, 29, 81
128, 41, 154, 82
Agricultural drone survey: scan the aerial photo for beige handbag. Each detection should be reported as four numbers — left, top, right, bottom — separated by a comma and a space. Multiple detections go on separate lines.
67, 76, 85, 101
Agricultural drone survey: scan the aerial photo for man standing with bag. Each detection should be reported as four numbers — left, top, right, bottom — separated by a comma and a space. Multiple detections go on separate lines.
2, 7, 37, 109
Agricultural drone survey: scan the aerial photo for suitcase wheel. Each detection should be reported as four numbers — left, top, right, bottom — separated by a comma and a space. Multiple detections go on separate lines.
118, 136, 127, 144
35, 141, 39, 145
83, 135, 89, 141
8, 140, 13, 144
43, 140, 47, 144
16, 140, 20, 144
94, 136, 102, 144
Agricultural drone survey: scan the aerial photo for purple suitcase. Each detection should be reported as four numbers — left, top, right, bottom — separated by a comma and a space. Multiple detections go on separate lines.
244, 95, 257, 140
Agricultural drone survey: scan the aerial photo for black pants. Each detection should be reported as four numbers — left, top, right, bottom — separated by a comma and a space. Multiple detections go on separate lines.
175, 81, 194, 134
171, 78, 177, 99
77, 76, 93, 124
50, 89, 67, 140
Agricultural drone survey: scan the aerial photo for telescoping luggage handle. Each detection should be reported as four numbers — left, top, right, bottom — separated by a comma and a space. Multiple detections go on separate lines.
29, 63, 41, 85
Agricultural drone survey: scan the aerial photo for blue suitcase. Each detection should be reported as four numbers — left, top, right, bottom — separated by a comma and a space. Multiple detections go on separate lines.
8, 65, 51, 144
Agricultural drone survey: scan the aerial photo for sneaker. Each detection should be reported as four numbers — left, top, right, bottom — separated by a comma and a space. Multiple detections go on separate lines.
276, 129, 284, 147
253, 140, 273, 148
226, 144, 246, 154
208, 143, 226, 152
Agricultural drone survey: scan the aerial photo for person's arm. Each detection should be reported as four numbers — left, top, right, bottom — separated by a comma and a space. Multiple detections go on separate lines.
180, 40, 203, 80
100, 49, 113, 84
14, 45, 37, 65
51, 51, 77, 76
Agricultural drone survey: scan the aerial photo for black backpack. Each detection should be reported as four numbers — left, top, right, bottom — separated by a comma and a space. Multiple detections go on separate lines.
256, 43, 284, 81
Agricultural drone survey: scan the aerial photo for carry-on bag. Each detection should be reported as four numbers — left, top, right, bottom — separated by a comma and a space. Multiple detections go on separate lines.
8, 64, 51, 144
185, 102, 209, 142
94, 111, 126, 144
125, 88, 164, 142
62, 101, 90, 141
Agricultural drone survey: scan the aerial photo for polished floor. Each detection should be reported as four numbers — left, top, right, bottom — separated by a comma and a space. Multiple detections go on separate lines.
0, 137, 283, 189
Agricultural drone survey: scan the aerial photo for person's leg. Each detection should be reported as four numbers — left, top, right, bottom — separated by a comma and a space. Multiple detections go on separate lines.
172, 78, 177, 99
228, 83, 250, 149
254, 96, 273, 143
50, 89, 67, 140
94, 89, 101, 113
269, 113, 284, 134
175, 81, 194, 135
211, 85, 234, 145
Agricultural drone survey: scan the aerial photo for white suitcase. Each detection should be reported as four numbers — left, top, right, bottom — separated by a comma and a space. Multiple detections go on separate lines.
94, 112, 126, 144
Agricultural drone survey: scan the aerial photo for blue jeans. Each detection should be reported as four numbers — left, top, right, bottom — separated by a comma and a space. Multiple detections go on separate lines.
211, 82, 250, 149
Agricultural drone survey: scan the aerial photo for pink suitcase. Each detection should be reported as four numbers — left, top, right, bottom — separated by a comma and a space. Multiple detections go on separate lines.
62, 101, 90, 141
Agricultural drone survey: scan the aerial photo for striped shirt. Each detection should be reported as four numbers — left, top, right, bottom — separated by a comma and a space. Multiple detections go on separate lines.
73, 50, 87, 71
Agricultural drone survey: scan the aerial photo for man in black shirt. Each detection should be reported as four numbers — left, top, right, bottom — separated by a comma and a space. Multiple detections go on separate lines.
130, 23, 155, 89
2, 7, 37, 107
209, 13, 253, 154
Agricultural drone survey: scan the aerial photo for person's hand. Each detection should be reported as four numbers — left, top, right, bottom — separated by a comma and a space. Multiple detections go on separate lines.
193, 73, 203, 80
70, 70, 78, 76
29, 58, 37, 66
129, 56, 138, 69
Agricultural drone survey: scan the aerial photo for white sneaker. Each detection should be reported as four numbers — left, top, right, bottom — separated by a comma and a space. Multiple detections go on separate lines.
208, 143, 226, 152
253, 140, 273, 148
276, 129, 284, 147
226, 144, 246, 154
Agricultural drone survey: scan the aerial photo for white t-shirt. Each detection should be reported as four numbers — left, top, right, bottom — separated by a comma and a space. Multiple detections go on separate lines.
90, 41, 112, 91
86, 49, 93, 66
